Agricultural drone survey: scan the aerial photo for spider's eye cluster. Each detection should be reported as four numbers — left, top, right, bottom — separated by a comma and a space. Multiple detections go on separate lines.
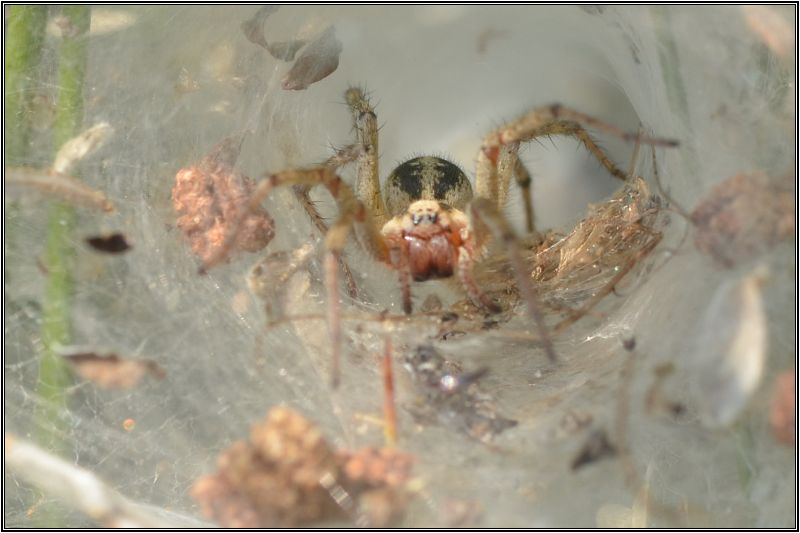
384, 156, 473, 216
411, 212, 438, 225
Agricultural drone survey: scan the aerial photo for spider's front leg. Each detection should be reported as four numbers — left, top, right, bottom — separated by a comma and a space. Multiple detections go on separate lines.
475, 104, 679, 234
467, 198, 557, 363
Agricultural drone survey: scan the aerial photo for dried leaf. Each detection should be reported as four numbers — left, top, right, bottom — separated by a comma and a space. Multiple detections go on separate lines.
63, 352, 165, 390
267, 40, 307, 62
241, 6, 306, 61
241, 6, 279, 49
6, 167, 115, 212
282, 26, 341, 91
52, 122, 114, 175
85, 233, 132, 254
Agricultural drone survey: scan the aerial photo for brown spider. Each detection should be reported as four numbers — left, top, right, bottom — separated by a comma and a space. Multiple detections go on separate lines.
201, 87, 676, 386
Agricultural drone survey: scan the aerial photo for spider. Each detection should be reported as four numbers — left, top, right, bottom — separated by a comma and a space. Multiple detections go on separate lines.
202, 87, 676, 386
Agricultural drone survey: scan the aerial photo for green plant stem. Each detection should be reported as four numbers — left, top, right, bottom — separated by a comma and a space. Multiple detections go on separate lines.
34, 5, 91, 454
4, 6, 49, 281
5, 5, 49, 165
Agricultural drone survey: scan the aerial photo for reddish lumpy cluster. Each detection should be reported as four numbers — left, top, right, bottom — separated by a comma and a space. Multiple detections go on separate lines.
191, 407, 414, 528
172, 138, 274, 264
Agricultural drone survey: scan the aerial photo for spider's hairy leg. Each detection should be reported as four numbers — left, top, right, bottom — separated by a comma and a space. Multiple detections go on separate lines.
345, 87, 388, 226
294, 186, 359, 298
513, 155, 536, 234
476, 105, 679, 220
468, 197, 558, 364
457, 248, 502, 314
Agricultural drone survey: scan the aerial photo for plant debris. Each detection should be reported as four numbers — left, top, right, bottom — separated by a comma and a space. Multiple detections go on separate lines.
241, 6, 307, 62
62, 351, 165, 390
85, 232, 131, 254
532, 177, 662, 302
52, 122, 114, 175
6, 167, 115, 212
172, 136, 274, 264
404, 344, 517, 443
690, 172, 794, 268
281, 26, 341, 90
192, 407, 414, 527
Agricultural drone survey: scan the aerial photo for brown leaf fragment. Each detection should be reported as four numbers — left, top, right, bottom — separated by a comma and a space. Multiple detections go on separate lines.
63, 352, 165, 390
85, 233, 131, 254
282, 26, 341, 90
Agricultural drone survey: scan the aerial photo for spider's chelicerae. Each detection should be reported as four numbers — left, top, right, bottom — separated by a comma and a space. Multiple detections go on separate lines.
203, 87, 676, 385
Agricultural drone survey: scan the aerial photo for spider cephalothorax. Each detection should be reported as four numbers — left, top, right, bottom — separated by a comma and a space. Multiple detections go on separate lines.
202, 88, 676, 385
381, 157, 474, 283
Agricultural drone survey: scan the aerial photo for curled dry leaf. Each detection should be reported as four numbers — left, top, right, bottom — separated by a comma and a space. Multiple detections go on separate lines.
53, 122, 114, 175
282, 26, 342, 90
241, 6, 306, 61
63, 351, 165, 390
241, 6, 280, 49
192, 407, 414, 528
172, 136, 274, 264
85, 233, 132, 254
6, 167, 115, 212
267, 40, 308, 62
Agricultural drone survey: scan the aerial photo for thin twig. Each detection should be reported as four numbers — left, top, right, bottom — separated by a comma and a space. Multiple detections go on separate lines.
5, 434, 210, 528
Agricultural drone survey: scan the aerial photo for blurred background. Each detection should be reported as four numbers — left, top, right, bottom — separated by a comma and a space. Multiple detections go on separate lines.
4, 5, 795, 527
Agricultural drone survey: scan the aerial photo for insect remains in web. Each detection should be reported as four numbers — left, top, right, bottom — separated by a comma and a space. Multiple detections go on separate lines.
194, 87, 678, 387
